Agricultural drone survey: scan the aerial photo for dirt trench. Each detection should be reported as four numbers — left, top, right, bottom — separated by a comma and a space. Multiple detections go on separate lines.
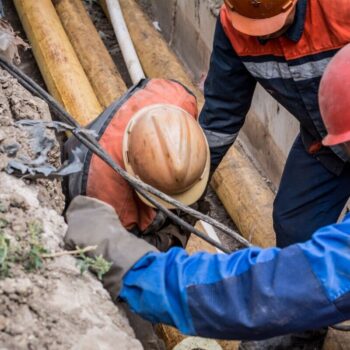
0, 69, 142, 349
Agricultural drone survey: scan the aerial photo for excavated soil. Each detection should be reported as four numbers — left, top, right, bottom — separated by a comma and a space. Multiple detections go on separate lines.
0, 69, 142, 350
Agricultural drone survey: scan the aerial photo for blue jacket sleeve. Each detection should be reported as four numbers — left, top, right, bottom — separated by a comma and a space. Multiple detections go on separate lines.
120, 215, 350, 340
199, 17, 256, 168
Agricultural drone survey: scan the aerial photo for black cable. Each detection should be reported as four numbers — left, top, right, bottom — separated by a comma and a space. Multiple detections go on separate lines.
0, 57, 251, 250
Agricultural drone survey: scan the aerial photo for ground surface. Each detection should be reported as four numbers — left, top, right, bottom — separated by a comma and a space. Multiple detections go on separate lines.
0, 68, 142, 350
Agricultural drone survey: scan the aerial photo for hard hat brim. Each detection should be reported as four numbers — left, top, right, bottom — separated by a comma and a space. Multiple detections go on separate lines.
227, 3, 296, 37
123, 104, 210, 209
322, 131, 350, 147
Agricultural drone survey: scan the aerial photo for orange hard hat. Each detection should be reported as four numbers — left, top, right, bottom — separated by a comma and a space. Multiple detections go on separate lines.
123, 104, 210, 208
319, 44, 350, 147
224, 0, 297, 36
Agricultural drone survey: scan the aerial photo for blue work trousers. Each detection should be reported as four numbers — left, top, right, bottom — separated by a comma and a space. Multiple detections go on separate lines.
274, 134, 350, 248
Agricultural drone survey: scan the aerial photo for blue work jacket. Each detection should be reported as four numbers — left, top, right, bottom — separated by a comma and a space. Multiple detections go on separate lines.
120, 214, 350, 340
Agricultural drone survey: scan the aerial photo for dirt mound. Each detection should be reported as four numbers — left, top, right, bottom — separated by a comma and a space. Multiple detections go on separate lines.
0, 69, 142, 349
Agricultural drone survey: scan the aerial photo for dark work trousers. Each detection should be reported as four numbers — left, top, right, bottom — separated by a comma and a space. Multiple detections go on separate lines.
273, 134, 350, 248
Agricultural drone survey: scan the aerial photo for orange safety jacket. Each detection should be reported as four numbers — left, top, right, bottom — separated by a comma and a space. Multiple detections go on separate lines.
65, 79, 198, 233
199, 0, 350, 173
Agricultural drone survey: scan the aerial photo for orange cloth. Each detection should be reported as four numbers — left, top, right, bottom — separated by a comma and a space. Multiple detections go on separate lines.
221, 1, 350, 60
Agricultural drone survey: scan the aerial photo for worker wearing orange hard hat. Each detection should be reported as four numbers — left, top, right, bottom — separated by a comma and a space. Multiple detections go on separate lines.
198, 0, 350, 348
201, 0, 350, 245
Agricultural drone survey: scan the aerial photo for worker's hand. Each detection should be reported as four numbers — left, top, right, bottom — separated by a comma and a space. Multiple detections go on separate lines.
65, 196, 158, 299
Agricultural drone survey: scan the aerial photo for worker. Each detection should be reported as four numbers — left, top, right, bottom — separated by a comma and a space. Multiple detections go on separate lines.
63, 18, 350, 350
64, 78, 210, 350
200, 0, 350, 249
65, 78, 210, 252
199, 3, 350, 346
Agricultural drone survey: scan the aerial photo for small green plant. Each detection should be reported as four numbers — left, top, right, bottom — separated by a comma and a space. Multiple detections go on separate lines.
24, 221, 48, 272
0, 219, 111, 280
0, 218, 8, 229
0, 202, 7, 213
76, 249, 112, 280
0, 233, 11, 278
28, 221, 43, 239
25, 243, 48, 271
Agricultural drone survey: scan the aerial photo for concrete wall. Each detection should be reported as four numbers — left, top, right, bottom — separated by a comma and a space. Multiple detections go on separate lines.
151, 0, 299, 188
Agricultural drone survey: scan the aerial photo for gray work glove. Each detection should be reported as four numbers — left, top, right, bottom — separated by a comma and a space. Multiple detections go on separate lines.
65, 196, 158, 299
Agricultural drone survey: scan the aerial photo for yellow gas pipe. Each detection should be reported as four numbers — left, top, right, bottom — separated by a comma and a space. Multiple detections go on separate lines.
54, 0, 127, 108
14, 0, 102, 126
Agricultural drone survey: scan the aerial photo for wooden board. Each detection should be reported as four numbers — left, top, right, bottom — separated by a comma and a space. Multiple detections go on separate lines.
14, 0, 102, 126
54, 0, 126, 108
187, 220, 223, 254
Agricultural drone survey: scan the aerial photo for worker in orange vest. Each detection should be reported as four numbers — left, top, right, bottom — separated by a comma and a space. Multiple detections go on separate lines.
65, 78, 210, 251
200, 0, 350, 249
198, 1, 350, 347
